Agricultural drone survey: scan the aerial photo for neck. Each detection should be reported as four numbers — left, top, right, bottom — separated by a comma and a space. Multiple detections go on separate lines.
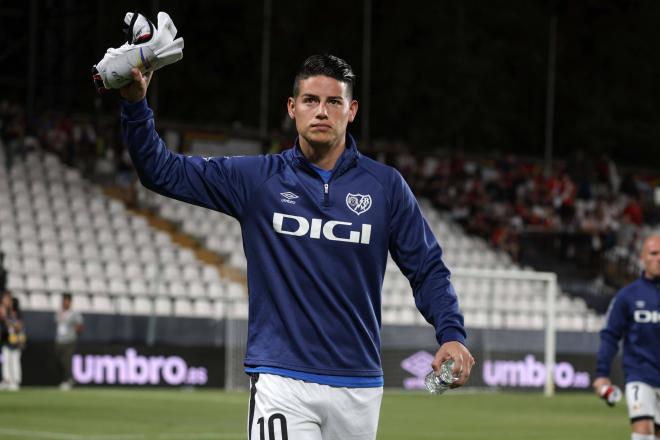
643, 272, 659, 281
299, 137, 346, 170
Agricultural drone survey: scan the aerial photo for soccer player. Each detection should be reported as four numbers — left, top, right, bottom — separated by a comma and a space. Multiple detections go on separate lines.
120, 54, 474, 439
593, 235, 660, 440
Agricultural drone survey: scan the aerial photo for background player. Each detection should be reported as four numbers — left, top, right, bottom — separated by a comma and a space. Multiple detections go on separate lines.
120, 54, 474, 439
593, 235, 660, 440
55, 293, 84, 391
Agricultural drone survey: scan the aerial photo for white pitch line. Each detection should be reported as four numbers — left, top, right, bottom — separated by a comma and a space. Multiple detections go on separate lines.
89, 434, 243, 440
0, 429, 244, 440
0, 428, 83, 439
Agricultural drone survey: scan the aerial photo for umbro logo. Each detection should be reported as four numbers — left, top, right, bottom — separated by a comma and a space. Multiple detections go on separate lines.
280, 192, 299, 204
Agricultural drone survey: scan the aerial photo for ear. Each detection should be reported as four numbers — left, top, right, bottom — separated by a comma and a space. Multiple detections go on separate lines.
348, 99, 358, 123
287, 97, 296, 120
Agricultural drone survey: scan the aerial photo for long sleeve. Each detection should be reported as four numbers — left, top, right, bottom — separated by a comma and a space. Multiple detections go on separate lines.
595, 294, 628, 378
388, 171, 466, 346
120, 98, 273, 220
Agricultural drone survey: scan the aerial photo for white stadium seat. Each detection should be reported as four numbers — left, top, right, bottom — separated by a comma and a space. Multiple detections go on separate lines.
226, 301, 249, 319
119, 244, 141, 265
133, 297, 152, 315
105, 261, 124, 278
72, 294, 93, 312
129, 279, 149, 296
207, 282, 226, 298
46, 275, 67, 292
125, 263, 145, 280
29, 292, 52, 310
226, 282, 245, 299
116, 296, 133, 315
168, 280, 186, 297
182, 265, 200, 281
41, 242, 60, 258
84, 261, 104, 277
68, 276, 88, 294
202, 265, 220, 283
173, 298, 194, 316
61, 242, 80, 259
211, 300, 226, 318
108, 279, 127, 295
23, 256, 42, 273
25, 274, 46, 291
154, 297, 172, 315
187, 281, 206, 298
88, 278, 108, 295
193, 298, 212, 317
163, 264, 181, 281
7, 273, 25, 291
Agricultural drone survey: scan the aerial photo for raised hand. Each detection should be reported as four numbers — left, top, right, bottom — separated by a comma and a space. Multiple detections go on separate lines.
120, 68, 153, 103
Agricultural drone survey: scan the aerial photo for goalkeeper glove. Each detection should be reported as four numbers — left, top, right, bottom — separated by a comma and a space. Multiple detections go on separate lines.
599, 384, 622, 407
92, 11, 184, 92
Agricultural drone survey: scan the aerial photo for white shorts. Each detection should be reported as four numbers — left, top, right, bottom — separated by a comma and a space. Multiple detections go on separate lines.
626, 381, 660, 426
247, 373, 383, 440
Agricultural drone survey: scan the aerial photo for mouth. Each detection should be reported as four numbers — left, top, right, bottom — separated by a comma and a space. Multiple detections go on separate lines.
310, 124, 332, 131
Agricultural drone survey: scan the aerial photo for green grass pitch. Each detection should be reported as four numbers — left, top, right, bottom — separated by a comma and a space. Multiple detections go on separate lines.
0, 388, 628, 439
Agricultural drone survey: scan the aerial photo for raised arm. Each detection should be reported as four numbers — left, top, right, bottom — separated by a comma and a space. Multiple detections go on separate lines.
120, 69, 272, 220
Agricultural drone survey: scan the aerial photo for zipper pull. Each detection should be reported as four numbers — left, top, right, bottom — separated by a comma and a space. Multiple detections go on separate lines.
324, 183, 329, 194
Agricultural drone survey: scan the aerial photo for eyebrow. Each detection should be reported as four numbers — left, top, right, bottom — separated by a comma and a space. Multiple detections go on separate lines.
301, 93, 344, 101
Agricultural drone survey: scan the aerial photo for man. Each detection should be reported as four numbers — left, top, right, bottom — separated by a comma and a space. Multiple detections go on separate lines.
120, 54, 474, 439
55, 293, 83, 391
0, 290, 24, 391
594, 235, 660, 440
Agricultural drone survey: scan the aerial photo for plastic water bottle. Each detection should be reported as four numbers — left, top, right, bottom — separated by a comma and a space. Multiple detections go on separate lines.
599, 384, 622, 407
424, 360, 458, 395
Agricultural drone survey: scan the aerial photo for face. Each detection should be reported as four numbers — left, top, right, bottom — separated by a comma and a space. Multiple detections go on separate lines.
1, 293, 11, 308
62, 297, 71, 310
287, 75, 358, 150
641, 236, 660, 278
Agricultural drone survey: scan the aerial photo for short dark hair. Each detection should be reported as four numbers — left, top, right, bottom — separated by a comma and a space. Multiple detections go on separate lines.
292, 54, 356, 99
62, 292, 72, 301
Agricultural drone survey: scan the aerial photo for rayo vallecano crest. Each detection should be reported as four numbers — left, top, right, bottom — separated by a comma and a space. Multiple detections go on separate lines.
346, 193, 372, 215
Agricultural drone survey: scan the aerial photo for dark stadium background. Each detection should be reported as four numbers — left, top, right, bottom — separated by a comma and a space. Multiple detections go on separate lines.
2, 0, 660, 164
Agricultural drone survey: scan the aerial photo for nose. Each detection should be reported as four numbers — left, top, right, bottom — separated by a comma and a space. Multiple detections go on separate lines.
315, 102, 329, 119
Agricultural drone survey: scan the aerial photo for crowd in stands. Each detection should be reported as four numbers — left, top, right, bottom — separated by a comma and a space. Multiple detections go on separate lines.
0, 99, 130, 183
390, 151, 658, 264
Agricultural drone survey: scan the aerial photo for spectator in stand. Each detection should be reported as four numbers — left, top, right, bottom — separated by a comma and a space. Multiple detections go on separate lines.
622, 195, 644, 227
1, 101, 27, 170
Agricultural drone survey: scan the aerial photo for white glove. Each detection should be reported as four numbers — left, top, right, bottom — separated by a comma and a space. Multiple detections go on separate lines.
92, 11, 184, 92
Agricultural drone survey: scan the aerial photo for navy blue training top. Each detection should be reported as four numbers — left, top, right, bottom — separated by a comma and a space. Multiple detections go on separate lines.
121, 98, 466, 384
596, 275, 660, 386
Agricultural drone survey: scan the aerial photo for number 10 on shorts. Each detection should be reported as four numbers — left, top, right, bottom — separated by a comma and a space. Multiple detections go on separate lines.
256, 413, 288, 440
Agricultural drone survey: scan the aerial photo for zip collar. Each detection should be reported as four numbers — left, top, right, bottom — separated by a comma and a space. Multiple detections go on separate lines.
288, 134, 360, 180
640, 273, 660, 289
